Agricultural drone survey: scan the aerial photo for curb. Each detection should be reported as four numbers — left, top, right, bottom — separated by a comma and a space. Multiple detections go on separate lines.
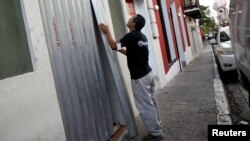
212, 51, 232, 125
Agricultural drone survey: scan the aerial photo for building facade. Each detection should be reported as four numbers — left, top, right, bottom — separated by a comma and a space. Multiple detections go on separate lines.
183, 0, 204, 57
213, 0, 230, 26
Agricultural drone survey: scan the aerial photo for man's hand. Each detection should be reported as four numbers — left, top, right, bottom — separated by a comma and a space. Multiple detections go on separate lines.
98, 23, 120, 51
99, 23, 110, 35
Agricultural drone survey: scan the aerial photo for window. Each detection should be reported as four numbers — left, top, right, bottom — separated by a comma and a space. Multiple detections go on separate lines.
184, 0, 196, 6
0, 0, 33, 80
220, 31, 230, 42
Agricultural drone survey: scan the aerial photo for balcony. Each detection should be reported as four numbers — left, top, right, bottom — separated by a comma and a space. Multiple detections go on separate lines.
183, 0, 202, 19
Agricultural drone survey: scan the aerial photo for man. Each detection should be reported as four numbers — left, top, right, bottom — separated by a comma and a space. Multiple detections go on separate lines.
99, 14, 163, 141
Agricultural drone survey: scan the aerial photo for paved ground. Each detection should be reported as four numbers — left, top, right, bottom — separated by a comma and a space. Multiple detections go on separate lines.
157, 46, 217, 141
124, 44, 218, 141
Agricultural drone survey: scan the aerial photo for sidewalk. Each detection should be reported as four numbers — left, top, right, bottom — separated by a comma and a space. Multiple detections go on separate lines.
127, 43, 224, 141
157, 44, 217, 141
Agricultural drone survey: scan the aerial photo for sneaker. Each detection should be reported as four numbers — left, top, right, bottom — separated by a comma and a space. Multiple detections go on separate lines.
142, 133, 164, 141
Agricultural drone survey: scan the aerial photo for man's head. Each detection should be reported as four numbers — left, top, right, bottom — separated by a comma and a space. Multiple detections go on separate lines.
127, 14, 145, 31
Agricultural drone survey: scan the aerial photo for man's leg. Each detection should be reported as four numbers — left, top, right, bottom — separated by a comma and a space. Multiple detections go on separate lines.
131, 72, 163, 137
152, 97, 161, 124
150, 75, 162, 124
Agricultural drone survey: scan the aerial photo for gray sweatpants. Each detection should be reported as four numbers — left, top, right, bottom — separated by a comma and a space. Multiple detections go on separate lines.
131, 72, 162, 136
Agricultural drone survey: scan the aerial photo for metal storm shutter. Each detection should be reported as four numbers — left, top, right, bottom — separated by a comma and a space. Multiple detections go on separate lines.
39, 0, 137, 140
91, 0, 137, 137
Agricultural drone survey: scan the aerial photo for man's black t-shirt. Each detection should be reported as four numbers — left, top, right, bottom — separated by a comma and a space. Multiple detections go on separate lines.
119, 30, 152, 79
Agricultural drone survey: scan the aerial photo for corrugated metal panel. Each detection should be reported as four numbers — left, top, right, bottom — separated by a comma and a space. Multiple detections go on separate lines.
38, 0, 136, 140
91, 0, 137, 137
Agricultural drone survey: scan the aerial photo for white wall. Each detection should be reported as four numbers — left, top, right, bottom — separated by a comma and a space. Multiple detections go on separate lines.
165, 61, 181, 82
184, 46, 194, 65
145, 0, 167, 88
133, 0, 158, 76
186, 18, 203, 58
132, 0, 183, 88
133, 0, 168, 89
0, 1, 66, 141
171, 3, 186, 65
160, 0, 177, 62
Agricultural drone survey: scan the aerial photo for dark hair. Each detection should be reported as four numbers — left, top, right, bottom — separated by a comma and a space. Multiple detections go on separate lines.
133, 14, 145, 31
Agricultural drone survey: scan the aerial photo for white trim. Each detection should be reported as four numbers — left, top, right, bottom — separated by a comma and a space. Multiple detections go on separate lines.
184, 7, 200, 13
171, 3, 186, 63
179, 6, 188, 51
160, 0, 176, 61
165, 61, 181, 82
184, 46, 193, 65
